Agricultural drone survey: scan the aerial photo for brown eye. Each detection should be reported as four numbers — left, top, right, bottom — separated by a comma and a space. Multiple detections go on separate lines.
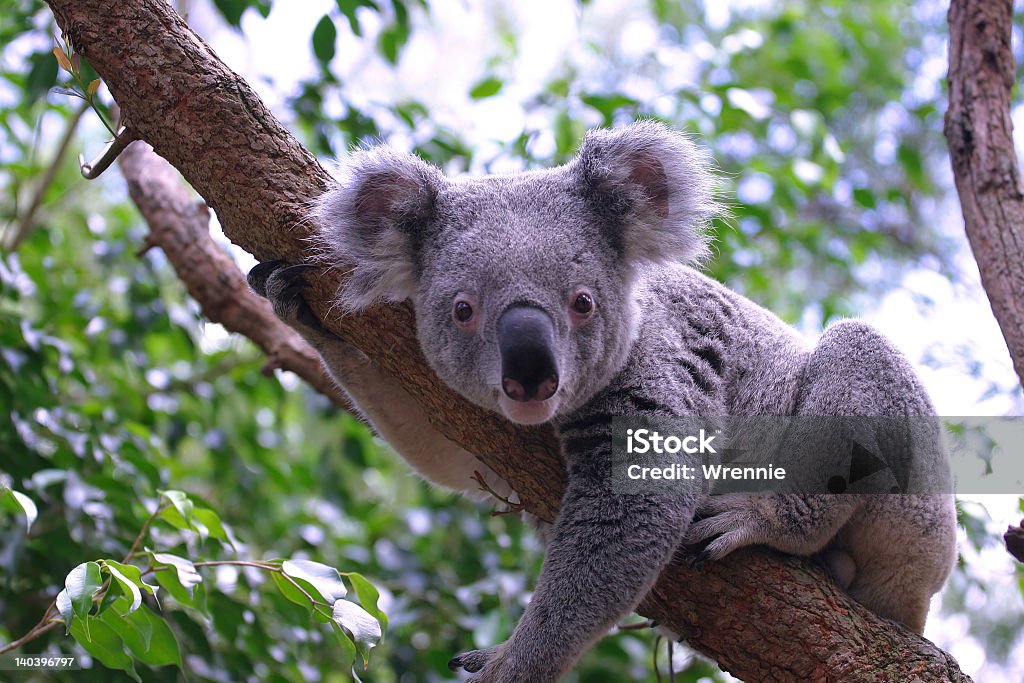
454, 300, 474, 323
572, 291, 594, 317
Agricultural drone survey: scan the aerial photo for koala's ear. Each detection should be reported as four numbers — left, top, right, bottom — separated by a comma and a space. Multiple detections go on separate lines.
314, 146, 444, 310
573, 120, 718, 266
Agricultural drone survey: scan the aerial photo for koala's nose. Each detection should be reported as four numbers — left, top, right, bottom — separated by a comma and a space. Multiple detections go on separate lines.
497, 305, 560, 402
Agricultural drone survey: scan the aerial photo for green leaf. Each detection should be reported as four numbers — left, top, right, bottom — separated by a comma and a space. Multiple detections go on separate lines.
26, 51, 59, 103
55, 589, 74, 635
332, 599, 382, 667
102, 560, 157, 615
70, 616, 141, 682
581, 93, 639, 124
191, 508, 230, 543
158, 492, 226, 542
272, 571, 315, 609
282, 559, 347, 602
336, 0, 379, 36
312, 15, 337, 66
1, 487, 37, 532
150, 552, 201, 597
155, 566, 207, 613
377, 24, 408, 65
330, 620, 358, 672
100, 604, 182, 668
469, 77, 503, 99
159, 490, 193, 525
64, 562, 103, 625
343, 572, 387, 629
852, 187, 876, 209
211, 0, 250, 27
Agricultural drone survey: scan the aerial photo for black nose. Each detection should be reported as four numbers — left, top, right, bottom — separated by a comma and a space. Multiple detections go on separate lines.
497, 305, 559, 402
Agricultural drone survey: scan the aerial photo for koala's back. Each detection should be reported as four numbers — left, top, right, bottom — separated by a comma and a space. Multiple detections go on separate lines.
628, 262, 811, 418
614, 263, 956, 632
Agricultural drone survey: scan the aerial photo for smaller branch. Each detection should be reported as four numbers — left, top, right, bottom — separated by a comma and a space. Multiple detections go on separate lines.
0, 620, 61, 655
4, 102, 89, 251
123, 502, 165, 563
471, 470, 526, 516
80, 125, 137, 179
192, 560, 279, 571
116, 141, 352, 409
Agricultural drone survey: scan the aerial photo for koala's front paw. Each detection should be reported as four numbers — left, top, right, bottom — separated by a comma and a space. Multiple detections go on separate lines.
683, 494, 764, 562
449, 644, 511, 682
448, 645, 501, 674
247, 260, 325, 336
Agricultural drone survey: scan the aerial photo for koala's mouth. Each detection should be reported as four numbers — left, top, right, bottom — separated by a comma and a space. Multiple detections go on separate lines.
498, 394, 561, 425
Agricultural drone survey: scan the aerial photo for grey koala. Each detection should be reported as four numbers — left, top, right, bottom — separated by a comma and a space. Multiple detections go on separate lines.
247, 121, 957, 682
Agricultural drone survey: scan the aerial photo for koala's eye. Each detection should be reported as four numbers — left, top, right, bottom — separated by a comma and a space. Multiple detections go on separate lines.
571, 290, 595, 321
453, 300, 475, 324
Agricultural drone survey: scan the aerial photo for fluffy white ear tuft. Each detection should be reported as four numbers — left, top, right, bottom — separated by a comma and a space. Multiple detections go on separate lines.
574, 120, 720, 266
313, 146, 444, 310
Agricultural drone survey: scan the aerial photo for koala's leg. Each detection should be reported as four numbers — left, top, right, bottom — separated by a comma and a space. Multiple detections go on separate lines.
794, 321, 956, 632
686, 320, 956, 633
247, 261, 510, 499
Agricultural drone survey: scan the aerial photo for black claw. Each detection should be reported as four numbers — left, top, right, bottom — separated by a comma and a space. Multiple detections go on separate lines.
247, 259, 286, 294
279, 263, 318, 279
684, 549, 708, 571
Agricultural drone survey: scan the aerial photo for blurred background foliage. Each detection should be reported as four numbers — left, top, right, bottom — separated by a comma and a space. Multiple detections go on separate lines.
1, 0, 1023, 681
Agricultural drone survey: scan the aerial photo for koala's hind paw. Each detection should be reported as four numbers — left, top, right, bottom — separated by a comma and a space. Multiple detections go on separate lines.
247, 260, 324, 334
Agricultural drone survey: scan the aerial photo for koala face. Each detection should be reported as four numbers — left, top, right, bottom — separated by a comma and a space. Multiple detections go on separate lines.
413, 175, 641, 423
315, 121, 717, 425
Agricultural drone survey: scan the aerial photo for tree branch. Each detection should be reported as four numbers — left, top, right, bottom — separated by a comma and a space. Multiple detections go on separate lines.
944, 0, 1024, 387
44, 1, 969, 679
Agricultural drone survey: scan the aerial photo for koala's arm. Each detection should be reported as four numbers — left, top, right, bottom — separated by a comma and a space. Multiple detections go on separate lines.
452, 443, 695, 683
247, 261, 509, 498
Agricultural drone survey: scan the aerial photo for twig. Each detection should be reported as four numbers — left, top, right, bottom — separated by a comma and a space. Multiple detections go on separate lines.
471, 470, 526, 516
80, 125, 137, 179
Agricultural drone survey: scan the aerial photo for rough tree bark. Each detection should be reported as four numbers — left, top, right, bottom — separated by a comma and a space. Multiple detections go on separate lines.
44, 1, 970, 680
945, 0, 1024, 387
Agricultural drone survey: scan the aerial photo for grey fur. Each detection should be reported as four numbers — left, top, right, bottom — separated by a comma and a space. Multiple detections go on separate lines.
251, 121, 957, 682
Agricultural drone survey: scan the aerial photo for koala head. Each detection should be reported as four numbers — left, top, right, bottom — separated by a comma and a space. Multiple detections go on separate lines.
315, 121, 717, 425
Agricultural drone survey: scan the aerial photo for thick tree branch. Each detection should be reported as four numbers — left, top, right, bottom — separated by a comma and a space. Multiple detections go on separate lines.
45, 1, 969, 680
117, 140, 349, 407
945, 0, 1024, 387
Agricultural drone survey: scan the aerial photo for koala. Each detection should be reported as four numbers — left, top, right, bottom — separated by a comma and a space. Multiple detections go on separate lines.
247, 121, 957, 682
